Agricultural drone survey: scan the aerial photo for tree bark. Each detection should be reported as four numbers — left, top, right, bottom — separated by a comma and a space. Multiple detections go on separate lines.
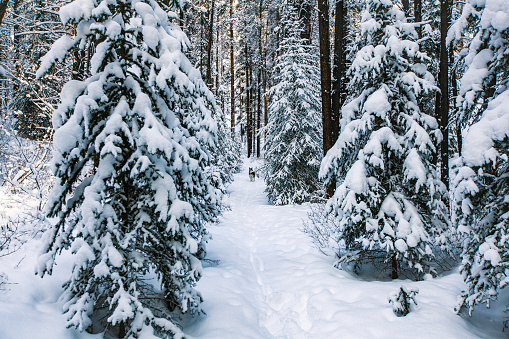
297, 0, 312, 44
402, 0, 410, 17
391, 255, 398, 279
414, 0, 422, 39
439, 0, 449, 189
332, 0, 346, 145
318, 0, 333, 197
257, 69, 261, 158
246, 48, 252, 158
0, 0, 9, 26
206, 0, 215, 88
230, 0, 235, 137
318, 0, 332, 155
257, 0, 263, 157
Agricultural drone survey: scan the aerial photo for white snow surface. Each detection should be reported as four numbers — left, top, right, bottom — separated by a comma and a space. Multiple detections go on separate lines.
0, 157, 504, 338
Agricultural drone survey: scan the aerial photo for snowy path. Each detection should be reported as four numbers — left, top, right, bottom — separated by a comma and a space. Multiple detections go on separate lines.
0, 160, 500, 338
185, 160, 490, 339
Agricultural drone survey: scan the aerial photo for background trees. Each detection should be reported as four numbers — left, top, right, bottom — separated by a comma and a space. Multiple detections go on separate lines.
264, 3, 322, 205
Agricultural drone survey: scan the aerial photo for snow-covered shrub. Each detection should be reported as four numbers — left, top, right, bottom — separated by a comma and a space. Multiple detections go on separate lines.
0, 137, 53, 201
35, 0, 223, 336
0, 219, 23, 257
389, 285, 419, 317
450, 0, 509, 317
303, 198, 342, 256
319, 0, 451, 279
0, 271, 7, 291
263, 2, 322, 205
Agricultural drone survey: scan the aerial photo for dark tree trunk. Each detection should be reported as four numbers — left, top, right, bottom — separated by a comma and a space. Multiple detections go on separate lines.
391, 255, 398, 279
0, 0, 9, 26
251, 75, 256, 156
257, 69, 261, 158
297, 0, 312, 44
332, 0, 346, 145
433, 91, 440, 165
414, 0, 422, 39
318, 0, 333, 197
439, 0, 449, 189
230, 0, 235, 137
246, 52, 252, 158
264, 70, 267, 127
402, 0, 410, 17
216, 30, 220, 96
179, 2, 184, 27
206, 0, 215, 88
257, 0, 263, 157
318, 0, 332, 155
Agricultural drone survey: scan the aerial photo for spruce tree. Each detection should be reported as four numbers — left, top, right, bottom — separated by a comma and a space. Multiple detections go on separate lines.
450, 0, 509, 315
35, 0, 222, 336
264, 4, 322, 205
319, 0, 450, 278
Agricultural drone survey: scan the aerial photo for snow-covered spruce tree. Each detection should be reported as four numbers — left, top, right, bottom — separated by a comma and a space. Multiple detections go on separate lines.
208, 109, 242, 188
264, 4, 322, 205
35, 0, 223, 336
319, 0, 450, 279
450, 0, 509, 316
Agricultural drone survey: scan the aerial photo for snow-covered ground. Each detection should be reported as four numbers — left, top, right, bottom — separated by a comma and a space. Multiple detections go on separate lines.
185, 158, 502, 338
0, 157, 505, 338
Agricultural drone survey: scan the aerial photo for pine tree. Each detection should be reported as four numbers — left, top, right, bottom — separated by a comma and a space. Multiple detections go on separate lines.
450, 0, 509, 316
264, 4, 322, 205
319, 0, 450, 278
208, 107, 242, 188
35, 0, 223, 336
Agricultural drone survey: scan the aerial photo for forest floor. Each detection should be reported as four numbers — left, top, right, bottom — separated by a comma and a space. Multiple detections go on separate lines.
184, 157, 503, 338
0, 157, 505, 338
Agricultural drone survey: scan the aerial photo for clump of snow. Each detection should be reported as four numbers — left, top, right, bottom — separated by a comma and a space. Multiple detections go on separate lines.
363, 87, 391, 118
36, 36, 76, 79
462, 90, 509, 167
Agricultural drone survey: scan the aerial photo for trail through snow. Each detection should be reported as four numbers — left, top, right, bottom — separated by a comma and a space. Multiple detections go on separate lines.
0, 159, 503, 338
184, 160, 493, 339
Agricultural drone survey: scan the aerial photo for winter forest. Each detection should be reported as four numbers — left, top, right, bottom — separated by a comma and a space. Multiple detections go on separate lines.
0, 0, 507, 337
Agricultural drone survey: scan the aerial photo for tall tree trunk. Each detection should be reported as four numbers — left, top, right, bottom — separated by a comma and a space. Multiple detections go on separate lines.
402, 0, 410, 17
297, 0, 312, 44
391, 255, 398, 279
230, 0, 235, 137
263, 68, 267, 128
216, 30, 220, 95
179, 2, 184, 27
251, 73, 256, 156
206, 0, 215, 88
318, 0, 332, 154
433, 91, 440, 165
332, 0, 346, 145
257, 0, 263, 157
0, 0, 9, 26
246, 54, 252, 158
257, 69, 261, 158
414, 0, 422, 39
318, 0, 333, 196
439, 0, 449, 189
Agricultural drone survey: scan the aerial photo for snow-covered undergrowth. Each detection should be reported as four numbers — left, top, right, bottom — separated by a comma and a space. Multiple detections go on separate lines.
0, 156, 505, 338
